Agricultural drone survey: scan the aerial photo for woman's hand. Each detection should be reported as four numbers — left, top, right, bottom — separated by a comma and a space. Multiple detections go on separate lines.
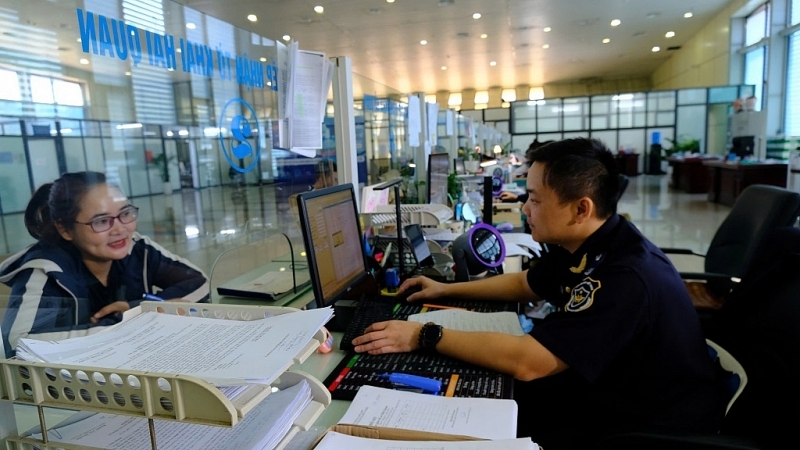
352, 320, 423, 355
91, 301, 130, 323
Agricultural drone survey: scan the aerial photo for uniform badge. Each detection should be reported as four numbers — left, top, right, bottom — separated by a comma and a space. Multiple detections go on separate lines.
565, 277, 601, 312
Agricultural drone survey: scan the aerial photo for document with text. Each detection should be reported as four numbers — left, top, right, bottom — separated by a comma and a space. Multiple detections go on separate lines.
339, 386, 518, 440
314, 431, 538, 450
17, 308, 333, 386
407, 310, 524, 336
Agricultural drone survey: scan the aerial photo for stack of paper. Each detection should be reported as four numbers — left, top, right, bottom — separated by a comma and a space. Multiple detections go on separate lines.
339, 386, 519, 440
407, 309, 524, 336
16, 308, 333, 386
314, 432, 538, 450
28, 380, 313, 450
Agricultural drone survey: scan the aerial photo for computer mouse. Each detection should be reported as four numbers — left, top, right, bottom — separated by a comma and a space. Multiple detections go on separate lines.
496, 222, 514, 232
398, 285, 423, 302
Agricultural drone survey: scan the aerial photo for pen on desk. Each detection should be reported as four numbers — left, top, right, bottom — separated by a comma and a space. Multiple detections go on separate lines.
142, 293, 164, 302
422, 304, 466, 311
379, 373, 442, 394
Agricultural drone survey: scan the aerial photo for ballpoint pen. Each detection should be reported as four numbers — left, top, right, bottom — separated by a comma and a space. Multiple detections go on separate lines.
142, 293, 164, 302
379, 373, 442, 394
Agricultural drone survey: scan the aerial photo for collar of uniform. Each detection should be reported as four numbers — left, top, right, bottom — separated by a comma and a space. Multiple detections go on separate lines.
566, 214, 620, 272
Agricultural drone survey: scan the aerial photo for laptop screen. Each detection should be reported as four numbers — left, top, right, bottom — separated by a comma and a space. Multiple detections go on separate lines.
296, 184, 370, 308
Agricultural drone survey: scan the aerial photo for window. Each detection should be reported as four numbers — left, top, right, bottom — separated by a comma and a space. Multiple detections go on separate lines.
30, 75, 54, 104
793, 0, 800, 25
0, 69, 21, 101
785, 33, 800, 135
744, 47, 765, 110
745, 4, 770, 46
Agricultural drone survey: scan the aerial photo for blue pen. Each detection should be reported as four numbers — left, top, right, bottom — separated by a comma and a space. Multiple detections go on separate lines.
379, 373, 442, 394
142, 293, 164, 302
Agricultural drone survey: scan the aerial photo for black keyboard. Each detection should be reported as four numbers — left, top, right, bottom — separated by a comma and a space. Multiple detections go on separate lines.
339, 298, 518, 352
324, 351, 514, 400
329, 297, 518, 400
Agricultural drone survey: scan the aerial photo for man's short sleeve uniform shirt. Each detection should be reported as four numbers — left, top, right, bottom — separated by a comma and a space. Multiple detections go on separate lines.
525, 214, 719, 430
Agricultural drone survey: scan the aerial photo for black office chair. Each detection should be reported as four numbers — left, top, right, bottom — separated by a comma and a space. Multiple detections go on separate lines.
661, 184, 800, 311
616, 173, 630, 203
597, 227, 800, 450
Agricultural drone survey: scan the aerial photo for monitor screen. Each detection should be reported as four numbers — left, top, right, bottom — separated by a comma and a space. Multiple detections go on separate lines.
296, 184, 370, 308
405, 224, 432, 265
428, 153, 451, 206
454, 157, 466, 175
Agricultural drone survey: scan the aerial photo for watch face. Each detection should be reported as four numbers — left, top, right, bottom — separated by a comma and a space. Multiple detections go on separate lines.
424, 324, 442, 347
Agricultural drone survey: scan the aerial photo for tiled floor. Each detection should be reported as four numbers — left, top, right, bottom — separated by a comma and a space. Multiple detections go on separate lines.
0, 173, 732, 276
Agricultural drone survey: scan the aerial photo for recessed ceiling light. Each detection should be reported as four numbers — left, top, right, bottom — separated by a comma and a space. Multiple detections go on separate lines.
283, 35, 291, 41
260, 57, 267, 62
420, 40, 428, 45
665, 31, 675, 38
542, 44, 550, 49
247, 14, 257, 22
473, 13, 481, 19
186, 23, 196, 29
441, 66, 447, 70
684, 12, 693, 18
79, 58, 89, 64
387, 0, 395, 3
652, 46, 661, 52
77, 38, 81, 42
602, 38, 611, 44
125, 71, 131, 76
314, 6, 324, 13
489, 61, 497, 66
610, 19, 621, 27
480, 33, 488, 39
543, 27, 551, 32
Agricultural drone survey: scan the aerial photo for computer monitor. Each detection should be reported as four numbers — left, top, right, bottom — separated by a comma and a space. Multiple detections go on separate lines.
428, 153, 450, 206
731, 136, 755, 159
296, 184, 370, 309
454, 157, 466, 175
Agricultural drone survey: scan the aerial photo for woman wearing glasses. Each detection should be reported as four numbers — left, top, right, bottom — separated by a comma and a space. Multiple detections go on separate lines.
1, 171, 209, 357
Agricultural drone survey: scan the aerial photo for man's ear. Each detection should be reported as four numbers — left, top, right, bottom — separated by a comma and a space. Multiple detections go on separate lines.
55, 222, 74, 241
573, 197, 595, 223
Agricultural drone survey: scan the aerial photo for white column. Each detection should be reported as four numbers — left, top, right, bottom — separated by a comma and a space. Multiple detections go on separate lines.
331, 56, 359, 207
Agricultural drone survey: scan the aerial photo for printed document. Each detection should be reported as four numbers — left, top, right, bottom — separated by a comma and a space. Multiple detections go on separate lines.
314, 431, 538, 450
407, 310, 524, 336
339, 386, 517, 440
16, 308, 333, 386
27, 380, 312, 450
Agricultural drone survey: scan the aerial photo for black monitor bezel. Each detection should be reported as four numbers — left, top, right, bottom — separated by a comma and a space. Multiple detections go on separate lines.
427, 152, 451, 206
296, 183, 371, 309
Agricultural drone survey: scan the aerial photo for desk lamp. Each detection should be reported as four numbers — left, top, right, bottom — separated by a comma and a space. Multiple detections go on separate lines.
452, 223, 506, 282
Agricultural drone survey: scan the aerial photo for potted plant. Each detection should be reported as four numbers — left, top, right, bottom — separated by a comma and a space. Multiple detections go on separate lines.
664, 137, 701, 158
150, 152, 176, 194
462, 147, 482, 173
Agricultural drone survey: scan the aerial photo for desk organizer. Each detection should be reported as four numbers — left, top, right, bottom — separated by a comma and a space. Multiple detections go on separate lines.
0, 303, 331, 450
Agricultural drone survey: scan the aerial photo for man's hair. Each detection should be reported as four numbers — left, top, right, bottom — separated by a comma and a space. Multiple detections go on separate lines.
529, 138, 621, 219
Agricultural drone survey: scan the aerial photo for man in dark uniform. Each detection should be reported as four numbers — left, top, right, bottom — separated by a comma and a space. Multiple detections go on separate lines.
353, 138, 724, 449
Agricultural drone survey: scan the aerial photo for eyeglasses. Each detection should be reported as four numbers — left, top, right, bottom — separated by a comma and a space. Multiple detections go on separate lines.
75, 206, 139, 233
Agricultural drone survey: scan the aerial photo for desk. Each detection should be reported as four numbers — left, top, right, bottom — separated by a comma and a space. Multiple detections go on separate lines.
704, 160, 788, 206
615, 153, 640, 176
667, 156, 719, 193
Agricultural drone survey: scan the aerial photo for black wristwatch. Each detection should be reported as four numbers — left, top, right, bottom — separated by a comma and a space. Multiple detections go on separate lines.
418, 322, 443, 352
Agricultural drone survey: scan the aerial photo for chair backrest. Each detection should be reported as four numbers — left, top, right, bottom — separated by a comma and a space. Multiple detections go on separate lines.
704, 184, 800, 278
711, 227, 800, 447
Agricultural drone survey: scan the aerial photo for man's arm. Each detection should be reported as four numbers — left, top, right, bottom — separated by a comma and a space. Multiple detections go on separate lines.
352, 320, 567, 381
401, 270, 540, 304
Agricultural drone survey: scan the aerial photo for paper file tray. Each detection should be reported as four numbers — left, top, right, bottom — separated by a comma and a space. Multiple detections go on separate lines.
364, 204, 453, 227
1, 304, 330, 427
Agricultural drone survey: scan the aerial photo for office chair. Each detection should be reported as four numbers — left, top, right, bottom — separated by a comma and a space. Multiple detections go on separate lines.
661, 184, 800, 311
597, 227, 800, 450
616, 174, 630, 203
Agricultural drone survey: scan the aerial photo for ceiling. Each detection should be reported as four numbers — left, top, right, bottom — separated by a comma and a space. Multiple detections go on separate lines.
175, 0, 731, 95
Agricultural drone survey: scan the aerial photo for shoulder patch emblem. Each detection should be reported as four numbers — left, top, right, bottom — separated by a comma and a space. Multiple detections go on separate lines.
566, 277, 601, 312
